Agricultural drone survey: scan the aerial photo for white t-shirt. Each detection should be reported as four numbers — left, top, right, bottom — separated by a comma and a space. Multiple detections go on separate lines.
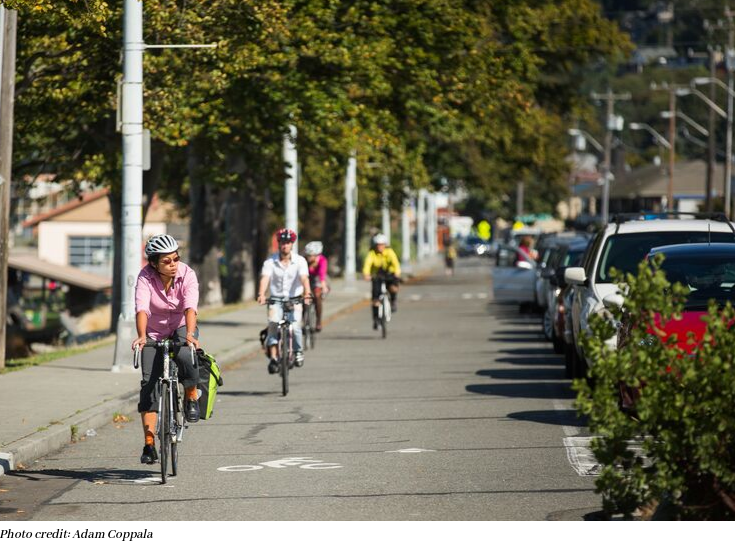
261, 253, 309, 297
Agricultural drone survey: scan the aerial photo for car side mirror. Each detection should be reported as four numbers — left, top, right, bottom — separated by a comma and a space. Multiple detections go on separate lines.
603, 293, 625, 309
564, 267, 587, 286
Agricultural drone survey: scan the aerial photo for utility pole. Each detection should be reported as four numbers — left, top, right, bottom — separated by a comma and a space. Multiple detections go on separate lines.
112, 1, 215, 371
283, 124, 298, 252
667, 87, 677, 209
516, 181, 524, 218
401, 190, 411, 272
343, 153, 357, 290
726, 5, 734, 218
591, 89, 631, 223
416, 189, 427, 260
381, 177, 391, 242
0, 6, 16, 369
707, 47, 718, 211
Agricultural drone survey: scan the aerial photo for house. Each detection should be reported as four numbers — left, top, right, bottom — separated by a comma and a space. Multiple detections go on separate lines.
22, 189, 185, 277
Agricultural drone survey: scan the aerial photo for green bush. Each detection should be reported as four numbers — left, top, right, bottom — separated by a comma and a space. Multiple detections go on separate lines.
575, 254, 735, 519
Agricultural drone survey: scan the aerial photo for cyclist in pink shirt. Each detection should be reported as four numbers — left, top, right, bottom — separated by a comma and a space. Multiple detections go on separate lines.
305, 241, 329, 331
132, 234, 201, 465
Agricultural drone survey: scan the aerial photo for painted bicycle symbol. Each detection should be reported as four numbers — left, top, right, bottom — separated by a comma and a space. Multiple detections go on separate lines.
217, 456, 342, 472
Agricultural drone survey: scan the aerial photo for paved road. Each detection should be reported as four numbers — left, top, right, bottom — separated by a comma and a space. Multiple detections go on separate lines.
0, 258, 601, 520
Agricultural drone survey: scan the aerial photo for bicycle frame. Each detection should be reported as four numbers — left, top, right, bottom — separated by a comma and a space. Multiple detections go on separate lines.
134, 339, 194, 483
267, 296, 303, 396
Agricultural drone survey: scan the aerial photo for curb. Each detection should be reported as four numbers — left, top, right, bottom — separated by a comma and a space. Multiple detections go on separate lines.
0, 258, 440, 474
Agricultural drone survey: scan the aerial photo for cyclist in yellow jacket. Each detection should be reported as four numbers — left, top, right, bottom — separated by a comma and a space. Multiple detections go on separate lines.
363, 233, 401, 329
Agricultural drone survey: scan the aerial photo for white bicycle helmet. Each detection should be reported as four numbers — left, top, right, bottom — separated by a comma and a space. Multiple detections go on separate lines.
145, 234, 179, 257
304, 241, 323, 256
372, 233, 388, 245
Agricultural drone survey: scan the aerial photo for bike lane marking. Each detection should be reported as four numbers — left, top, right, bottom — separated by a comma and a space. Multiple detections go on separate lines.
385, 448, 436, 453
218, 457, 343, 472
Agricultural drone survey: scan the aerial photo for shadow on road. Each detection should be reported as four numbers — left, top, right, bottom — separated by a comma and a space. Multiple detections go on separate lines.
219, 390, 272, 397
495, 356, 563, 366
506, 409, 586, 428
500, 347, 557, 356
477, 368, 566, 381
8, 468, 155, 485
466, 382, 574, 399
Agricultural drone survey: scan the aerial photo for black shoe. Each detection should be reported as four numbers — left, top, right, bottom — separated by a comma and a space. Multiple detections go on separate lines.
268, 358, 280, 374
294, 351, 304, 367
186, 399, 200, 423
391, 300, 397, 313
373, 319, 379, 330
140, 444, 158, 465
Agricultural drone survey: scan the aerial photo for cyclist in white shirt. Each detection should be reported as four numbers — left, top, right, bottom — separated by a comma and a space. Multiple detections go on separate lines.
257, 228, 313, 373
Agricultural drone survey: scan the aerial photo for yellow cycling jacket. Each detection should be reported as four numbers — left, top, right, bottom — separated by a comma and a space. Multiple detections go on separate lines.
363, 247, 401, 277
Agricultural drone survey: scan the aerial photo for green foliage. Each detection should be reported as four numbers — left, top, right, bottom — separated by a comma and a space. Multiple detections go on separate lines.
576, 254, 735, 519
1, 0, 110, 31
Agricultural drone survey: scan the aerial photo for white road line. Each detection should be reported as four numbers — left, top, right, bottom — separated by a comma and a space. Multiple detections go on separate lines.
409, 294, 423, 301
385, 448, 436, 453
461, 293, 473, 299
553, 400, 600, 476
476, 292, 488, 299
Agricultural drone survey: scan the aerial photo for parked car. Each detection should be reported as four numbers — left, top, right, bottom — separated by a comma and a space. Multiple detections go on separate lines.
458, 235, 495, 257
564, 213, 735, 379
535, 233, 591, 311
492, 244, 537, 309
539, 237, 591, 352
609, 242, 735, 410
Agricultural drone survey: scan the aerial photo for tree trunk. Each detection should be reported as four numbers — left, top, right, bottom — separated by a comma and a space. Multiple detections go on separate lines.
187, 141, 223, 307
323, 206, 344, 276
223, 186, 257, 303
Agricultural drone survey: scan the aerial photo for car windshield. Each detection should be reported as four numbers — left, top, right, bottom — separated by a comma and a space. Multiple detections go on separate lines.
595, 232, 735, 283
563, 248, 585, 267
658, 254, 735, 309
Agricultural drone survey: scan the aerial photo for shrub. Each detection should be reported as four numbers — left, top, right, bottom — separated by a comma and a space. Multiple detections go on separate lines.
575, 254, 735, 519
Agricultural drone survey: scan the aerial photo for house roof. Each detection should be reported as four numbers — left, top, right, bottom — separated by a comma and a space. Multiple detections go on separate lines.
22, 188, 109, 228
22, 189, 181, 228
8, 251, 111, 291
574, 160, 724, 200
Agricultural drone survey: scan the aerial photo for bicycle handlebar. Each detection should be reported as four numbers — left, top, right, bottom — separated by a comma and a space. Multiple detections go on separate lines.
267, 296, 305, 304
133, 339, 195, 369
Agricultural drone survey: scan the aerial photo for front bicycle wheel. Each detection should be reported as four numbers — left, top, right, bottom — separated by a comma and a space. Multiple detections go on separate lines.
381, 298, 388, 339
303, 307, 311, 352
159, 382, 169, 484
171, 383, 182, 477
308, 305, 317, 349
280, 328, 289, 396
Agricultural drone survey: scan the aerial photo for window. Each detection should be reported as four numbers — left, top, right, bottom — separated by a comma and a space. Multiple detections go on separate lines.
68, 236, 113, 275
595, 232, 735, 283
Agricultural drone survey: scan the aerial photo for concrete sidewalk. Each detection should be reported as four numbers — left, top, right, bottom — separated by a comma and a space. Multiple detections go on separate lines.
0, 259, 440, 474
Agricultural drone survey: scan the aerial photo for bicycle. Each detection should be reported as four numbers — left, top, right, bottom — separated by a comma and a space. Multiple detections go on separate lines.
302, 297, 317, 351
267, 296, 304, 396
373, 273, 392, 339
134, 339, 194, 484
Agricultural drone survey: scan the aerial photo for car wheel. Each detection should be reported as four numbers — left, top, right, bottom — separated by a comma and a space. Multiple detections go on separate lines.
542, 308, 554, 341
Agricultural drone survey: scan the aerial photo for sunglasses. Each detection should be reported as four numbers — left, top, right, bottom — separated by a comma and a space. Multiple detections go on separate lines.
160, 256, 180, 265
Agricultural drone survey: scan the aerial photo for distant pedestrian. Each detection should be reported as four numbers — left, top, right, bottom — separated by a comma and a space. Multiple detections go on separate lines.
445, 242, 457, 276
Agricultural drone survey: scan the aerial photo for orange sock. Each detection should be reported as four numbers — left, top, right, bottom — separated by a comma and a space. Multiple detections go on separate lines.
142, 412, 157, 446
185, 386, 198, 401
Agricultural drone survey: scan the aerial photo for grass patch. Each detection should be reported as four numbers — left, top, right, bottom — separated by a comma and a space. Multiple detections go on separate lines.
1, 336, 115, 374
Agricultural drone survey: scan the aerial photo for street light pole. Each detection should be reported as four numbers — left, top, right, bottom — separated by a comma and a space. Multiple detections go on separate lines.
417, 189, 427, 260
283, 124, 298, 252
112, 0, 145, 373
591, 90, 631, 223
381, 177, 391, 242
344, 153, 357, 290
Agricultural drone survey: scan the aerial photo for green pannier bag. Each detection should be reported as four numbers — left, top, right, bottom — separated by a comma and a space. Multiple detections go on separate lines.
196, 349, 223, 420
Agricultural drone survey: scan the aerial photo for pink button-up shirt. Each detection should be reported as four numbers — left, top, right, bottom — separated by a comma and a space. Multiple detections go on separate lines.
135, 262, 199, 341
